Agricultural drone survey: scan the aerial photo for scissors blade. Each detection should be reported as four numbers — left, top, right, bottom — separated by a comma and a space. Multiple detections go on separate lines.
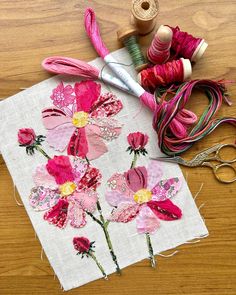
150, 156, 187, 165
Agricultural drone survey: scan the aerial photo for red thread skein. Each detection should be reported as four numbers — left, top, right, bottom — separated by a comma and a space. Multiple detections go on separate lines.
169, 26, 208, 62
138, 58, 192, 89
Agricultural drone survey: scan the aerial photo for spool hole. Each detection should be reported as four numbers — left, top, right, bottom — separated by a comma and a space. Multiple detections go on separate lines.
141, 1, 150, 10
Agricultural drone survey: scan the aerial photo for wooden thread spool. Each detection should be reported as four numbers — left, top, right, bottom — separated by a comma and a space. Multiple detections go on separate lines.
131, 0, 159, 35
117, 27, 148, 72
147, 25, 173, 64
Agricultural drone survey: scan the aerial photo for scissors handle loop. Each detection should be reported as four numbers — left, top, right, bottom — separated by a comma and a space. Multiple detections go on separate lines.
214, 163, 236, 184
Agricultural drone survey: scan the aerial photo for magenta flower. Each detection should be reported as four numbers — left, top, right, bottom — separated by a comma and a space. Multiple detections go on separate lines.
42, 80, 123, 160
106, 164, 182, 234
29, 155, 101, 229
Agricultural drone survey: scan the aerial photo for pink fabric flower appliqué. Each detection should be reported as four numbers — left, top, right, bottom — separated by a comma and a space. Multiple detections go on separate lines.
29, 155, 101, 229
106, 161, 182, 234
42, 80, 123, 160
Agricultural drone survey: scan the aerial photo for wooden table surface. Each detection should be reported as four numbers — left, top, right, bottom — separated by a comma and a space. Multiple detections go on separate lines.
0, 1, 235, 294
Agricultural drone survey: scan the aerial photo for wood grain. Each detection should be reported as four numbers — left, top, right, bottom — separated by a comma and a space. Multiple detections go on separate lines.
0, 0, 235, 294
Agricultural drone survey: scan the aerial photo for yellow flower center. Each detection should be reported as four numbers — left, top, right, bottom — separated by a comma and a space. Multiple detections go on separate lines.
60, 182, 77, 197
72, 111, 89, 128
133, 189, 152, 204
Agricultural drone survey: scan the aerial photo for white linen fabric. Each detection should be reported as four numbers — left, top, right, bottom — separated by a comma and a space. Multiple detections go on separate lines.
0, 48, 208, 291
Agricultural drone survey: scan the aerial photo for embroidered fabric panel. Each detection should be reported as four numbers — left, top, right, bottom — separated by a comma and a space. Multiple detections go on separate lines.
0, 48, 208, 291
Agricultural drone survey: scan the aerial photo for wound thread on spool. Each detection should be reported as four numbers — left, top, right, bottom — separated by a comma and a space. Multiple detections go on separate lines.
147, 25, 173, 64
138, 58, 192, 89
169, 26, 208, 62
117, 27, 148, 72
131, 0, 159, 35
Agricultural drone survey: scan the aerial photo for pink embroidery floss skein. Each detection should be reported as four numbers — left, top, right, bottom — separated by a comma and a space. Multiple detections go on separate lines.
147, 25, 173, 64
169, 26, 208, 62
42, 56, 133, 95
84, 8, 196, 140
138, 58, 192, 89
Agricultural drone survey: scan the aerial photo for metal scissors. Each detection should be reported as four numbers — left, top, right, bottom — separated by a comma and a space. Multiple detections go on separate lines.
151, 144, 236, 184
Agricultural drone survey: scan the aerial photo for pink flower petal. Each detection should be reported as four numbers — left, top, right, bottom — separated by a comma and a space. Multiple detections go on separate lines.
42, 108, 72, 129
46, 123, 75, 152
89, 118, 122, 141
43, 199, 69, 228
70, 190, 98, 213
90, 92, 123, 118
124, 167, 148, 192
75, 80, 101, 113
71, 157, 88, 183
108, 202, 140, 223
147, 160, 164, 190
136, 205, 160, 234
107, 173, 134, 198
151, 177, 182, 201
85, 125, 108, 160
46, 155, 74, 185
29, 186, 61, 211
33, 164, 57, 188
147, 199, 182, 221
50, 82, 75, 108
67, 199, 87, 228
77, 165, 102, 190
105, 190, 135, 207
67, 128, 89, 157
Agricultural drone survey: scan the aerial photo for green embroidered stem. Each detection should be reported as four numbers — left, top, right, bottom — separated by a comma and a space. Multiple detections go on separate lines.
96, 201, 121, 275
86, 211, 103, 227
89, 252, 108, 279
145, 233, 156, 268
35, 145, 51, 159
130, 153, 138, 169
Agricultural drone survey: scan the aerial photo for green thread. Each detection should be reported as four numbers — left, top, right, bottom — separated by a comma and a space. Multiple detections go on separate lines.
123, 35, 147, 71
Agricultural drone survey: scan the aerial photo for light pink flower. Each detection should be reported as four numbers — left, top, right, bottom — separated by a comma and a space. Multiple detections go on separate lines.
42, 80, 123, 160
29, 155, 101, 229
106, 162, 182, 234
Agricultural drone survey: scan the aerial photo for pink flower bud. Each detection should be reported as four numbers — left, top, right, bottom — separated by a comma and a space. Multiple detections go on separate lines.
18, 128, 36, 146
73, 236, 91, 253
127, 132, 149, 150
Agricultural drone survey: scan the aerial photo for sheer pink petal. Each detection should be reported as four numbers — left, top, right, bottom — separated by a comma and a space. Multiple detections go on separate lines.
67, 128, 88, 157
89, 118, 122, 141
151, 177, 182, 201
42, 108, 72, 129
75, 80, 101, 112
124, 167, 148, 192
29, 186, 60, 211
85, 125, 108, 160
43, 199, 69, 228
105, 190, 135, 207
108, 202, 140, 223
136, 205, 160, 234
147, 160, 164, 190
70, 157, 88, 183
107, 173, 134, 198
147, 199, 182, 221
70, 190, 98, 213
46, 123, 75, 152
33, 165, 57, 188
67, 200, 87, 228
90, 92, 123, 118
